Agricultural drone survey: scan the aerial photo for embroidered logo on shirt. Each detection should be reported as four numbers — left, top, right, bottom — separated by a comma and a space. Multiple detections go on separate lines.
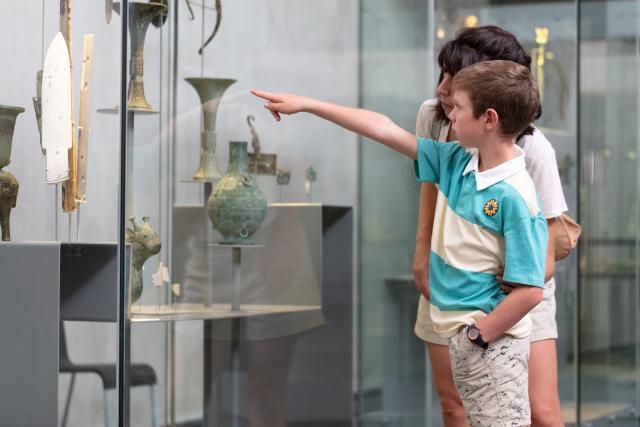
483, 199, 499, 216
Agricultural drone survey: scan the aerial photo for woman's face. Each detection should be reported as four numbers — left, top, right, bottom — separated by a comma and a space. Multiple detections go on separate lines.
436, 72, 454, 115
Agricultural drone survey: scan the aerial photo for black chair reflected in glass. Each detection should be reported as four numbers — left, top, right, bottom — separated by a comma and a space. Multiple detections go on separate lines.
59, 322, 158, 427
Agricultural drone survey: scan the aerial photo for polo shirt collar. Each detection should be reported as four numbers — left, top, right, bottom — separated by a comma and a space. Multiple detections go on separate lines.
462, 145, 526, 191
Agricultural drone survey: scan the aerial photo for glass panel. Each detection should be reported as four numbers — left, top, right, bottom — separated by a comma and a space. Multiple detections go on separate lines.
119, 0, 172, 424
1, 2, 123, 426
358, 1, 429, 425
123, 1, 358, 425
430, 1, 579, 425
578, 0, 640, 424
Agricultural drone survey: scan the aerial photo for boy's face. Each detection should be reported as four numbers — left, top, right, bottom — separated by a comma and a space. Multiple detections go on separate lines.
448, 89, 486, 148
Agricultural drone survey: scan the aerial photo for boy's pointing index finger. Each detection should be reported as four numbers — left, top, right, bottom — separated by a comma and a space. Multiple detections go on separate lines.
251, 89, 278, 102
251, 89, 282, 121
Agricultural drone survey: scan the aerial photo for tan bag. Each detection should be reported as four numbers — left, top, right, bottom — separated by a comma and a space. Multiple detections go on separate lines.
553, 213, 582, 261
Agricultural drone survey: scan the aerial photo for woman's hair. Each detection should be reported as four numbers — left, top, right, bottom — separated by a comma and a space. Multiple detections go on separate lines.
435, 25, 541, 138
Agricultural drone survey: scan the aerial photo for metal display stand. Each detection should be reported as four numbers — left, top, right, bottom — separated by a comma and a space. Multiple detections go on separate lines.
200, 181, 268, 427
207, 244, 266, 311
205, 243, 265, 427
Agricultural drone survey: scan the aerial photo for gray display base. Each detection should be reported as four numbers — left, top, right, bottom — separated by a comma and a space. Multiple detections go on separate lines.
60, 242, 119, 322
0, 242, 119, 426
285, 205, 353, 425
0, 242, 60, 427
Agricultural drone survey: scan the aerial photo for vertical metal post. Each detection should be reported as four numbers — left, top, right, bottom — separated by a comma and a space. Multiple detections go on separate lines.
231, 248, 241, 312
118, 1, 130, 426
426, 0, 436, 100
634, 0, 640, 418
231, 318, 240, 427
203, 181, 215, 427
76, 206, 81, 242
167, 2, 180, 425
424, 2, 436, 425
230, 248, 242, 427
55, 184, 60, 241
575, 1, 582, 424
126, 113, 135, 219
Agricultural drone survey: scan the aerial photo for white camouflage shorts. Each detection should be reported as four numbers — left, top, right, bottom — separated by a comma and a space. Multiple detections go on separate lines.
449, 327, 531, 426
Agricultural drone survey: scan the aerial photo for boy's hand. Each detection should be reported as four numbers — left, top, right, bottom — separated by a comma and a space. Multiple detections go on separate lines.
251, 89, 309, 122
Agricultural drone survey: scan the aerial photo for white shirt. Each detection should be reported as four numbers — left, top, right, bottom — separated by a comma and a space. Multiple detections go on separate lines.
416, 99, 568, 219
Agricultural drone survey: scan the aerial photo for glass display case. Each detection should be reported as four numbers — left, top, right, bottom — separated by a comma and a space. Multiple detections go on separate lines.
0, 1, 355, 426
120, 1, 356, 426
2, 1, 640, 427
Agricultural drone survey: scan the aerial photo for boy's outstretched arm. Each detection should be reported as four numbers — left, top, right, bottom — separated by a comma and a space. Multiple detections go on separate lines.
251, 89, 418, 159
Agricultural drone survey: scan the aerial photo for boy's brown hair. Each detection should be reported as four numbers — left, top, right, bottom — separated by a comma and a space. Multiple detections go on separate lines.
452, 60, 540, 138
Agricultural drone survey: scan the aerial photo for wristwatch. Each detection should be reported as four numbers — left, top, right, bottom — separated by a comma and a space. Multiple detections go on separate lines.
467, 324, 489, 349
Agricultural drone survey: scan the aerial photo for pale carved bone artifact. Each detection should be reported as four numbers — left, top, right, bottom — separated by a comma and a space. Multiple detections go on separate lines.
76, 34, 95, 202
42, 32, 72, 184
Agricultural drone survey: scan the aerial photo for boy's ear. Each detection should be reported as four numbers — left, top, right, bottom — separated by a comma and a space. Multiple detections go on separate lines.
484, 108, 500, 131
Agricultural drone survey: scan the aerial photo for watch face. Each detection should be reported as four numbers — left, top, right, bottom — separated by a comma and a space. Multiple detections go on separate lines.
468, 327, 479, 340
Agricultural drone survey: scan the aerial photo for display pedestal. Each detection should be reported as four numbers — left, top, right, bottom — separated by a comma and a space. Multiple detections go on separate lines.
0, 242, 119, 426
171, 204, 353, 426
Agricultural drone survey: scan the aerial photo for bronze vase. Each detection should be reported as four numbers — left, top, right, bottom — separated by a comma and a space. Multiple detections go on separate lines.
0, 105, 24, 241
115, 2, 167, 112
208, 141, 267, 245
185, 77, 236, 180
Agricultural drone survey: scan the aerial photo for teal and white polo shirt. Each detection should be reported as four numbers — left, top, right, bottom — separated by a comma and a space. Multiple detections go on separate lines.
414, 137, 548, 338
